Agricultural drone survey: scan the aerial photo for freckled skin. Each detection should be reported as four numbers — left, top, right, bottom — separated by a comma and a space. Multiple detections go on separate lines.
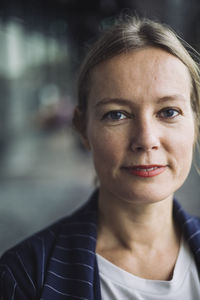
85, 47, 195, 205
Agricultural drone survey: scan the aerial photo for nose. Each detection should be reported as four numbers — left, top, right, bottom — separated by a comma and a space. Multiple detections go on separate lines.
130, 118, 160, 152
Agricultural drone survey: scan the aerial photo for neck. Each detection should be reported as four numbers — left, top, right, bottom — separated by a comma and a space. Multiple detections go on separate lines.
97, 188, 179, 253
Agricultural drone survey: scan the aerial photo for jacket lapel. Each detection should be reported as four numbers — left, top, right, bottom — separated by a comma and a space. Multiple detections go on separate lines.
174, 199, 200, 269
42, 190, 101, 300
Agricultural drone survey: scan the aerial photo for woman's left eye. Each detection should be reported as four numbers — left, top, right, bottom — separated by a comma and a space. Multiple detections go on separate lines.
159, 108, 181, 119
102, 111, 127, 121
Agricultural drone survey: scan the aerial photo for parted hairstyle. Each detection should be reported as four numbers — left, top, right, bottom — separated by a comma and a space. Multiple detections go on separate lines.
74, 15, 200, 145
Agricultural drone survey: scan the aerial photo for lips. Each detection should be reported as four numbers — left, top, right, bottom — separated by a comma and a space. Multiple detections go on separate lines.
124, 165, 167, 177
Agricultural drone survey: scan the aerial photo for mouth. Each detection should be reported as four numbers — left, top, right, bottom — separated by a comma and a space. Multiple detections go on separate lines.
123, 165, 167, 178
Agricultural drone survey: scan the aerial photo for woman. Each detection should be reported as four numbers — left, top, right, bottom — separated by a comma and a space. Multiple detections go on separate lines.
1, 16, 200, 299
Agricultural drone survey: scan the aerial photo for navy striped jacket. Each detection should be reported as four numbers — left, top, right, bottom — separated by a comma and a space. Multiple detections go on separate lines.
1, 190, 200, 299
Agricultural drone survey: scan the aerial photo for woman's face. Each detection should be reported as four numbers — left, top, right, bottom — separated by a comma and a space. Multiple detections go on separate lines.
84, 47, 195, 204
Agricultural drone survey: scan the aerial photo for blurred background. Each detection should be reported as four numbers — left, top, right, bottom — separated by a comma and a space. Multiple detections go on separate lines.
0, 0, 200, 255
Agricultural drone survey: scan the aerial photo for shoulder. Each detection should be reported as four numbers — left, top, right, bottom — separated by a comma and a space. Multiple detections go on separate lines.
0, 215, 67, 299
0, 193, 98, 299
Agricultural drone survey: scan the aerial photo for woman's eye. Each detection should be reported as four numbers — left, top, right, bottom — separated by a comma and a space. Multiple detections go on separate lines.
102, 111, 127, 121
159, 108, 180, 119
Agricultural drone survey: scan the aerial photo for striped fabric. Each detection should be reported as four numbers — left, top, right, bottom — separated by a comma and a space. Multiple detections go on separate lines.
0, 190, 200, 299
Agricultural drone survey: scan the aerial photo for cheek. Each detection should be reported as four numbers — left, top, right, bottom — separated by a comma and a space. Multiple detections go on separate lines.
88, 128, 126, 172
167, 125, 194, 174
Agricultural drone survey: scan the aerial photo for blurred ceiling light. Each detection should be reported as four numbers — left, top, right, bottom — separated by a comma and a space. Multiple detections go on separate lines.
0, 19, 68, 79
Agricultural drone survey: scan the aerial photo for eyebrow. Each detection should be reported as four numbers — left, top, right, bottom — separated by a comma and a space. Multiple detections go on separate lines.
157, 94, 188, 103
94, 94, 188, 108
94, 98, 132, 108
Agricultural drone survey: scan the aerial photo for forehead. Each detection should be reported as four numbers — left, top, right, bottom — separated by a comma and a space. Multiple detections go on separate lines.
88, 47, 191, 104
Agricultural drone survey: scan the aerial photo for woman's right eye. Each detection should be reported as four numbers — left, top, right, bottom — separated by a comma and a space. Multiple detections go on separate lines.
102, 110, 127, 121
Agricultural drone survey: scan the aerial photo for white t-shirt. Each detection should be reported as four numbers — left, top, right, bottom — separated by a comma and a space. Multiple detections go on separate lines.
97, 237, 200, 300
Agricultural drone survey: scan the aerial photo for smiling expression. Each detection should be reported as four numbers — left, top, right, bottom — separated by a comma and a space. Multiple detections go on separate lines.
84, 47, 195, 204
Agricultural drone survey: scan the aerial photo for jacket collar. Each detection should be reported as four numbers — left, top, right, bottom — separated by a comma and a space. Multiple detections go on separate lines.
173, 199, 200, 268
44, 189, 101, 300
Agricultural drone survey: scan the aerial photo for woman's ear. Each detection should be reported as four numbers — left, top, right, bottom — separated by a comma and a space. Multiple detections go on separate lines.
72, 107, 91, 150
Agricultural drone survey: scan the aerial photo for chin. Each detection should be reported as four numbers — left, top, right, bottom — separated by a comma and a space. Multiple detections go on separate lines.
102, 177, 177, 205
116, 187, 174, 205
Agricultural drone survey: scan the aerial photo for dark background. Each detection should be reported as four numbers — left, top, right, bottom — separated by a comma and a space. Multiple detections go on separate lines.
0, 0, 199, 255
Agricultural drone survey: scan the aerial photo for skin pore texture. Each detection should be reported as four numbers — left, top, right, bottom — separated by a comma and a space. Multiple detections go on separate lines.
81, 47, 195, 280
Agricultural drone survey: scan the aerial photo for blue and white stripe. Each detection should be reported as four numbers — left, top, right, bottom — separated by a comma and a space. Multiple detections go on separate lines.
0, 190, 200, 299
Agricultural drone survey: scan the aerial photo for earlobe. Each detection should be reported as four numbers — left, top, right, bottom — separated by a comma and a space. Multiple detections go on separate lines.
82, 136, 91, 150
80, 132, 91, 151
72, 106, 91, 150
